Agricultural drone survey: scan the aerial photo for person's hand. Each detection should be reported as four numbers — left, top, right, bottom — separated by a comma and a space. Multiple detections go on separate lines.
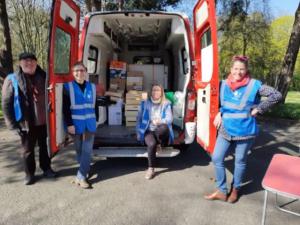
67, 126, 75, 135
213, 112, 222, 129
251, 108, 259, 117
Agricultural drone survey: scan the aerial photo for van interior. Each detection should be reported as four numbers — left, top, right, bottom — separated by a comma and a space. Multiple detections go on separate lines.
55, 12, 192, 149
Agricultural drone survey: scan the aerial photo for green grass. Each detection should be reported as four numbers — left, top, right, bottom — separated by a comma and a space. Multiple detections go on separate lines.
264, 91, 300, 120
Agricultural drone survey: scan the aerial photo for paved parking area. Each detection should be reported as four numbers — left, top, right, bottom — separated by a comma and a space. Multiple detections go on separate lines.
0, 118, 299, 225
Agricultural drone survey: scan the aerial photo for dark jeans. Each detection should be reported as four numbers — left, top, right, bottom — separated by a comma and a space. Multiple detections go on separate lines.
144, 124, 169, 167
20, 125, 51, 176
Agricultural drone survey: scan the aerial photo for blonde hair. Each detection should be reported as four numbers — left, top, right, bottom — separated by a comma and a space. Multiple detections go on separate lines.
150, 83, 167, 105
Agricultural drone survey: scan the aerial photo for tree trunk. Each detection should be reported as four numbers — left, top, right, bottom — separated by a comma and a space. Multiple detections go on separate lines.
276, 3, 300, 103
0, 0, 13, 80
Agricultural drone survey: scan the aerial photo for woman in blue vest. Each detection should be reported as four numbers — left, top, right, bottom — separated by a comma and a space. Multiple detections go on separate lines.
204, 56, 282, 203
63, 62, 96, 189
136, 84, 174, 180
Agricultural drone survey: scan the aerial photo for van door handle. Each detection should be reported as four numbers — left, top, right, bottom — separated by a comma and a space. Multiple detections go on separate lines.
47, 85, 53, 92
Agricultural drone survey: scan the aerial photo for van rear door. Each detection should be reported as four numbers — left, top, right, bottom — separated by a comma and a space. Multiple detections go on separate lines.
47, 0, 80, 157
193, 0, 219, 153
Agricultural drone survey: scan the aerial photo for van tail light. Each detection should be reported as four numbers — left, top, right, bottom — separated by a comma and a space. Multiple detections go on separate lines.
185, 91, 196, 122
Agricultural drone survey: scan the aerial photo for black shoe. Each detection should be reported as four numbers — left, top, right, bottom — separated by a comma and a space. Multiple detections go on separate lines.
43, 168, 58, 178
24, 175, 35, 185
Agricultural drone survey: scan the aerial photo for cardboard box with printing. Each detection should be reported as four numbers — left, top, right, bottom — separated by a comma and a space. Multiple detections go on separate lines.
109, 60, 127, 79
110, 77, 126, 91
126, 71, 143, 91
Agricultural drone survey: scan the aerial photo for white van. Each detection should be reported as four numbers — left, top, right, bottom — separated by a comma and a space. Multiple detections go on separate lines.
47, 0, 220, 158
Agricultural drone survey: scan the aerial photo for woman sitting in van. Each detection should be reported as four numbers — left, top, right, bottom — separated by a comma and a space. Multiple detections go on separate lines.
136, 84, 174, 180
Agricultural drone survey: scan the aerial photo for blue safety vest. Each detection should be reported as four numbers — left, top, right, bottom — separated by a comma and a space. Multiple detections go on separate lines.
136, 100, 174, 144
64, 81, 96, 134
7, 73, 22, 121
220, 79, 262, 137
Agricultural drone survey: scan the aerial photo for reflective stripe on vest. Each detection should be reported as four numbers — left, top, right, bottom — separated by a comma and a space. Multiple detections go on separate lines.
220, 79, 261, 136
7, 73, 22, 121
137, 100, 174, 143
220, 79, 256, 111
67, 81, 96, 134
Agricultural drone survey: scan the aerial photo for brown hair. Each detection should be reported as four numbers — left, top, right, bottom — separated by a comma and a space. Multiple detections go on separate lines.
72, 61, 87, 71
231, 55, 249, 69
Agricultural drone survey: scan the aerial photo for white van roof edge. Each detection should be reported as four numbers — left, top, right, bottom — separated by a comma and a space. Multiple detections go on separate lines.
87, 10, 188, 19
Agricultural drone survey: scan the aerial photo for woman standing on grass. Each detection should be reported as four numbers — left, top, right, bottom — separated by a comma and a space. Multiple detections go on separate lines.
204, 55, 282, 203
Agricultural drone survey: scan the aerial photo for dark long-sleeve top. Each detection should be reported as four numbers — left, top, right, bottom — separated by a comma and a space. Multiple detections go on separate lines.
1, 66, 46, 131
63, 81, 99, 127
219, 84, 282, 141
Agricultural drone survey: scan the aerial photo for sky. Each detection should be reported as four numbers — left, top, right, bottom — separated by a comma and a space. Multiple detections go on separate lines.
270, 0, 299, 17
168, 0, 299, 20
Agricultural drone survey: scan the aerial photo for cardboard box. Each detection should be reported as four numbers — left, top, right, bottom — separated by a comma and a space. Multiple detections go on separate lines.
126, 90, 148, 100
125, 110, 138, 117
108, 103, 122, 125
125, 104, 139, 111
126, 71, 144, 91
109, 61, 127, 78
125, 116, 137, 127
126, 121, 136, 127
110, 77, 126, 91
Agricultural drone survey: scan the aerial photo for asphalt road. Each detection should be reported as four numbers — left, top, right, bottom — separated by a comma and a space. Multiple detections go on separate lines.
0, 118, 299, 225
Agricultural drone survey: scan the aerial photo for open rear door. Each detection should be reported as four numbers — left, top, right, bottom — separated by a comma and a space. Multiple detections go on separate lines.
47, 0, 80, 157
193, 0, 219, 154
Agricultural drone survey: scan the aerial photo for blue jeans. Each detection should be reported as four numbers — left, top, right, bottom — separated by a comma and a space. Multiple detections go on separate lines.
211, 134, 254, 194
74, 132, 94, 180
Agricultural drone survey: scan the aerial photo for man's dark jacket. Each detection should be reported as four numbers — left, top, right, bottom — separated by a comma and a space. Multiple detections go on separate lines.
1, 66, 46, 133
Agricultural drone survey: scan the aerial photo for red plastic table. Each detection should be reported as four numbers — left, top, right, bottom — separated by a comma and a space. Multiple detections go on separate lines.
261, 154, 300, 225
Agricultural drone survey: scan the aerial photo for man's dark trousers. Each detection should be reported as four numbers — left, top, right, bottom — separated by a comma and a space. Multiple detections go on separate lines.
20, 125, 51, 176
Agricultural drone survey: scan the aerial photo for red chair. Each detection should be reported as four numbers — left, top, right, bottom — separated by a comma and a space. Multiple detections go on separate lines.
261, 154, 300, 225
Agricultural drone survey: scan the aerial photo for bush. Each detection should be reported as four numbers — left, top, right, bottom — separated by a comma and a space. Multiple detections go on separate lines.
264, 91, 300, 120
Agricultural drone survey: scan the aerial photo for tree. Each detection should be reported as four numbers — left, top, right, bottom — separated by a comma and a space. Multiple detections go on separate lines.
0, 0, 13, 81
276, 2, 300, 102
217, 0, 274, 83
81, 0, 180, 12
8, 0, 50, 69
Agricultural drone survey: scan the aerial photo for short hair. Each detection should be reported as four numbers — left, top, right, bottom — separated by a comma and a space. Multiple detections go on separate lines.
72, 61, 87, 71
231, 55, 249, 68
19, 52, 37, 61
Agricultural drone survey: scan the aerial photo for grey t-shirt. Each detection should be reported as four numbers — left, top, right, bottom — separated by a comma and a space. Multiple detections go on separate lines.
149, 103, 162, 131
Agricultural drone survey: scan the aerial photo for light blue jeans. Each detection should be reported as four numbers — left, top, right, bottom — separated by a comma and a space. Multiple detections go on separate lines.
211, 134, 254, 194
74, 132, 94, 180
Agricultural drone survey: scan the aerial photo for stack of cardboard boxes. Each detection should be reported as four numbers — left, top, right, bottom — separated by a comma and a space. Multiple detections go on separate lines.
107, 61, 126, 125
106, 61, 148, 126
105, 60, 126, 102
125, 90, 147, 127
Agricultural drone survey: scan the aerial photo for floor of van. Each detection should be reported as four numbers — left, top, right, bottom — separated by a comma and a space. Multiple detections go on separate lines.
93, 124, 181, 148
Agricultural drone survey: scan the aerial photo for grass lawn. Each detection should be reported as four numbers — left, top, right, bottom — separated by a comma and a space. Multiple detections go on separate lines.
264, 91, 300, 120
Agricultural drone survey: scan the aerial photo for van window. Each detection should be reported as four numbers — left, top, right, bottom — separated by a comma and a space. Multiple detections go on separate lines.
87, 46, 98, 74
201, 28, 212, 49
54, 28, 71, 74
